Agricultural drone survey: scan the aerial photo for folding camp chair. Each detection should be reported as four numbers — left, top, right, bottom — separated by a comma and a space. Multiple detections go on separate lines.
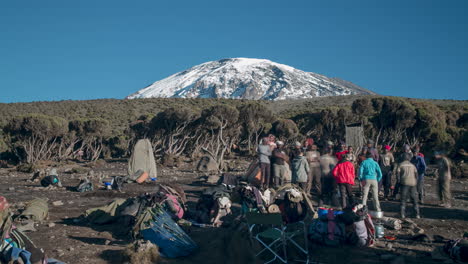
246, 212, 288, 264
284, 221, 309, 263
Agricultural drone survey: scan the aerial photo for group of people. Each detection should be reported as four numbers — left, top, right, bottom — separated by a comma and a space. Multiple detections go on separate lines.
258, 135, 453, 219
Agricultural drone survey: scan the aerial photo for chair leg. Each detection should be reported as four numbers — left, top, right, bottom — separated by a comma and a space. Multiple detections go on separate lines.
255, 236, 287, 263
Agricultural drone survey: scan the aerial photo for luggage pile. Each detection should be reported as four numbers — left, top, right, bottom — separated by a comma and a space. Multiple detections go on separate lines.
308, 205, 375, 247
193, 185, 233, 227
0, 196, 64, 264
84, 184, 197, 259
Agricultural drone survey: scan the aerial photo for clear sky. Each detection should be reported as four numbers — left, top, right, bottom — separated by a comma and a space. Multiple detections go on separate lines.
1, 0, 467, 103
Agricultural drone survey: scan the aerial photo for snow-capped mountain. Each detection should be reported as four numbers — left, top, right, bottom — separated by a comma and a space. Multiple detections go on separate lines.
127, 58, 375, 100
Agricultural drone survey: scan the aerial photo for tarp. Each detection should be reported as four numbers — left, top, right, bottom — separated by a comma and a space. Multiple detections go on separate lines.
128, 139, 157, 180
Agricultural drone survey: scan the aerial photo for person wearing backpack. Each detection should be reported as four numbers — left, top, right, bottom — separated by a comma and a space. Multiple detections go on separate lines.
292, 148, 310, 191
359, 152, 383, 212
396, 153, 421, 218
332, 154, 355, 209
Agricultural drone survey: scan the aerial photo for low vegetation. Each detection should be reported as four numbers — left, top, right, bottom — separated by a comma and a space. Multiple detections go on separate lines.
0, 96, 466, 167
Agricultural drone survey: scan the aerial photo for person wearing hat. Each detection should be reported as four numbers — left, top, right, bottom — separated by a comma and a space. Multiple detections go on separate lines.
332, 154, 355, 209
359, 151, 383, 211
335, 142, 348, 162
289, 141, 303, 161
435, 151, 452, 208
272, 141, 290, 187
411, 146, 427, 204
379, 145, 395, 200
367, 140, 380, 162
396, 153, 421, 218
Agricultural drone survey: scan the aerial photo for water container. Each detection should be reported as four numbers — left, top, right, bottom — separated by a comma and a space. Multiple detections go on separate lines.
375, 224, 384, 238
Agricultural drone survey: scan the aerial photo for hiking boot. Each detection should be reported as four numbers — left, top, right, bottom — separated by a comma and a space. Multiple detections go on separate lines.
415, 214, 421, 219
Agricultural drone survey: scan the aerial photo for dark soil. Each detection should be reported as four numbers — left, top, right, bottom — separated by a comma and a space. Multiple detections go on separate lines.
1, 160, 467, 264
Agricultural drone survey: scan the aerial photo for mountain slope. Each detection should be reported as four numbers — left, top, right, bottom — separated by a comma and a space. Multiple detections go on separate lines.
127, 58, 375, 100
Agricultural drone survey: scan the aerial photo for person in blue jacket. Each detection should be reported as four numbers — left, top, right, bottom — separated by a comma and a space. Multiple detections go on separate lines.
359, 152, 383, 211
411, 146, 427, 204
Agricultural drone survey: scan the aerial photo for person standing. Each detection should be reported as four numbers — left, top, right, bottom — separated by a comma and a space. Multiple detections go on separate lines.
435, 151, 452, 208
396, 153, 420, 218
272, 141, 290, 187
257, 138, 272, 189
380, 145, 395, 200
347, 146, 356, 164
332, 154, 355, 209
359, 152, 383, 212
335, 142, 348, 161
411, 146, 427, 204
319, 148, 338, 206
306, 144, 321, 194
367, 140, 380, 163
292, 149, 310, 191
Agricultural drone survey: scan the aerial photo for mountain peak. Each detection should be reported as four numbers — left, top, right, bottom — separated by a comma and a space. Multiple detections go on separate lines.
127, 58, 375, 100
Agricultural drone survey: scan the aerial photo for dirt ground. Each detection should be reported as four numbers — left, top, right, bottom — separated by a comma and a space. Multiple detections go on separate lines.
1, 160, 467, 264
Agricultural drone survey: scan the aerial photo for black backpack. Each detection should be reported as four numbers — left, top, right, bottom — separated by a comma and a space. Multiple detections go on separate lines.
40, 175, 59, 187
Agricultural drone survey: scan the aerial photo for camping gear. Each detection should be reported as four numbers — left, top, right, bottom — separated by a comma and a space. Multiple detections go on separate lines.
444, 238, 468, 262
128, 139, 157, 180
369, 210, 384, 239
369, 210, 384, 219
246, 212, 288, 263
40, 175, 60, 187
76, 178, 94, 192
239, 185, 265, 213
19, 198, 48, 222
309, 210, 346, 247
136, 171, 149, 183
135, 207, 197, 258
381, 217, 402, 230
245, 161, 262, 187
195, 185, 232, 226
310, 206, 375, 247
85, 198, 127, 224
375, 224, 384, 238
268, 204, 280, 213
112, 176, 127, 191
1, 228, 47, 264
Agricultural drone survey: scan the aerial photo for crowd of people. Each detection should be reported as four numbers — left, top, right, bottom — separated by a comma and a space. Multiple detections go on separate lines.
257, 135, 453, 219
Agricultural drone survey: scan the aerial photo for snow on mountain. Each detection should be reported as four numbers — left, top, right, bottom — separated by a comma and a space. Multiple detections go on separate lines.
127, 58, 375, 100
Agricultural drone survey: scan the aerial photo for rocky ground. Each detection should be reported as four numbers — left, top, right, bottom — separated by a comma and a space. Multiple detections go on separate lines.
0, 160, 467, 264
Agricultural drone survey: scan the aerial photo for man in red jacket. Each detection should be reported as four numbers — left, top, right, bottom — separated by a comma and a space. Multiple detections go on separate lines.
332, 154, 356, 209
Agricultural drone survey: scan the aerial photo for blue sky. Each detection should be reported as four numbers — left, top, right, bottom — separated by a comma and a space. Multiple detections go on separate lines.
1, 0, 467, 103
